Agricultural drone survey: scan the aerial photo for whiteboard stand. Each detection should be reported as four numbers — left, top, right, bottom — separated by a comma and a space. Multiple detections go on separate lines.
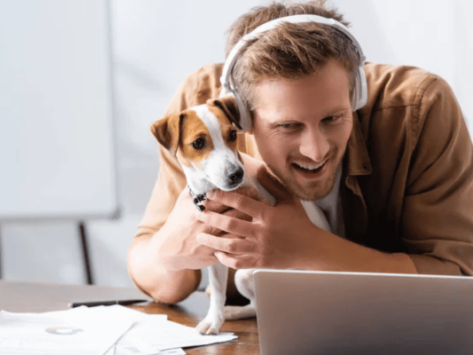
78, 222, 94, 285
0, 222, 95, 284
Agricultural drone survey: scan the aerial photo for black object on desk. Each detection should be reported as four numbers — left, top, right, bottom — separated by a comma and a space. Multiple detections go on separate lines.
69, 299, 148, 308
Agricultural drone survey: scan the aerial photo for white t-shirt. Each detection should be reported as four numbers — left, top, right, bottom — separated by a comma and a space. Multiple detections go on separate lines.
300, 168, 345, 238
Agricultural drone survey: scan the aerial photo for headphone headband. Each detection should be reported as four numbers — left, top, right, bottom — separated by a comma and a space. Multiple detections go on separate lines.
220, 14, 367, 133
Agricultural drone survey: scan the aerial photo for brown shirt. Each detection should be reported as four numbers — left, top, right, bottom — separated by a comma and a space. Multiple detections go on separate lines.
135, 62, 473, 276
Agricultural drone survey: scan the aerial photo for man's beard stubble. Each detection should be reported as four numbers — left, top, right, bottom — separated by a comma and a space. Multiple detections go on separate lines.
266, 154, 344, 202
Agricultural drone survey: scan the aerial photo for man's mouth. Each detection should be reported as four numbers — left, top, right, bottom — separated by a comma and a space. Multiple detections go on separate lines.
292, 160, 327, 174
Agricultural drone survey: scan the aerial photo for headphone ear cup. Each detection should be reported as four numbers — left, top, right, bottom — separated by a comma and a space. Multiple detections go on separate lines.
231, 89, 252, 133
353, 66, 368, 111
351, 72, 360, 110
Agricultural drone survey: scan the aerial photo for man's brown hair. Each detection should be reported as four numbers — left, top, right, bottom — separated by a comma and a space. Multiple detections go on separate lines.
225, 0, 362, 110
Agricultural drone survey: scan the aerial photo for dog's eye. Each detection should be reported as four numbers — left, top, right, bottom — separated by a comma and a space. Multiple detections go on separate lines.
192, 138, 206, 150
229, 130, 237, 142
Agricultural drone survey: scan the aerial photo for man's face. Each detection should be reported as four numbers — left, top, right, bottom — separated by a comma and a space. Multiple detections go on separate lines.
251, 59, 353, 201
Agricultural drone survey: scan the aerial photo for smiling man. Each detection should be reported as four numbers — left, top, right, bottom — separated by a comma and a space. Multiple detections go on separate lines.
252, 59, 352, 201
128, 1, 473, 304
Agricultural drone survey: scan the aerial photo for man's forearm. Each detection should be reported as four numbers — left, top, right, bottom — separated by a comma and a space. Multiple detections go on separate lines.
128, 236, 201, 304
297, 228, 418, 274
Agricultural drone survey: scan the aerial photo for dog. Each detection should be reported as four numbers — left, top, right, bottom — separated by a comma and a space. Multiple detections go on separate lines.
150, 95, 275, 335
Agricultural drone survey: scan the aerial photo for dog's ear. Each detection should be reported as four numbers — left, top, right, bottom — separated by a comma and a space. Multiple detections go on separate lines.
150, 113, 184, 156
208, 95, 241, 130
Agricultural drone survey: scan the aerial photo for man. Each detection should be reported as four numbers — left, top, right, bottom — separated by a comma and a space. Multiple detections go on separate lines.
128, 1, 473, 304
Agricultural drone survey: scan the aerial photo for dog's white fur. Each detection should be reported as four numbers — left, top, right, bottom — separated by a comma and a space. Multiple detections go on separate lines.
152, 99, 274, 335
182, 104, 245, 196
190, 104, 274, 335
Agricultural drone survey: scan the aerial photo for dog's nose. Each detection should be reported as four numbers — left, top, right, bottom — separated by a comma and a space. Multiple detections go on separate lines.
228, 168, 244, 184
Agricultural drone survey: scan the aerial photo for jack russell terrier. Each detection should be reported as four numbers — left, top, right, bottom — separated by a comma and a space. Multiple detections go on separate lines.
150, 96, 275, 335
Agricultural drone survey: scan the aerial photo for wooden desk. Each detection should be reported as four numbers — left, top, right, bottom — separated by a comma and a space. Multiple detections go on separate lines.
0, 280, 260, 354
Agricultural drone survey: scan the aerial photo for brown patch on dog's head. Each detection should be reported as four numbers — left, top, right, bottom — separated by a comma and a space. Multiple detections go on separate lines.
150, 109, 214, 168
178, 110, 214, 167
207, 95, 241, 130
207, 97, 240, 152
150, 113, 183, 156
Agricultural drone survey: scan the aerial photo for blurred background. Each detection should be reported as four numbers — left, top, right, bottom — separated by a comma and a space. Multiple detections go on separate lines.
0, 0, 471, 288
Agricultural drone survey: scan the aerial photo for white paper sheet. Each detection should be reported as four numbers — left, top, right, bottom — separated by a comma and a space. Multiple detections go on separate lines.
0, 305, 237, 355
100, 306, 237, 354
0, 310, 133, 355
122, 318, 237, 354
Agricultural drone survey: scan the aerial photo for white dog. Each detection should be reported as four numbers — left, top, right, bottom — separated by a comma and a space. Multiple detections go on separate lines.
150, 96, 274, 335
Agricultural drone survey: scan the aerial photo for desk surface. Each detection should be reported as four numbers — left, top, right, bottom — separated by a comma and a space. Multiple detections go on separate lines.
0, 280, 259, 354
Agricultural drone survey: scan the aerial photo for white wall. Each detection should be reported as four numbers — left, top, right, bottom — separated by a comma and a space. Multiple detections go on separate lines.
333, 0, 472, 129
2, 0, 471, 286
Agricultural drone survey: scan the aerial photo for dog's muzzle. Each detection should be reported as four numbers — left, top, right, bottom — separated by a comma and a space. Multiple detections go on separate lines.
226, 166, 244, 189
228, 167, 245, 187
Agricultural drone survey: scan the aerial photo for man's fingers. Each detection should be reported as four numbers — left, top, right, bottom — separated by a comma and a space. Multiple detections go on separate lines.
260, 198, 272, 206
214, 251, 252, 270
224, 207, 252, 221
196, 233, 252, 254
236, 186, 259, 198
197, 209, 253, 236
203, 199, 231, 213
256, 165, 292, 203
205, 189, 263, 219
204, 187, 258, 213
201, 206, 252, 236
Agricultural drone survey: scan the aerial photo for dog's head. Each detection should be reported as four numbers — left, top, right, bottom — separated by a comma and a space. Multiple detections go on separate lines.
150, 95, 244, 192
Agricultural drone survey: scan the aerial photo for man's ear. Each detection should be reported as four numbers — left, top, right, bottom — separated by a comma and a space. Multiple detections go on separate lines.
149, 112, 184, 156
208, 95, 241, 130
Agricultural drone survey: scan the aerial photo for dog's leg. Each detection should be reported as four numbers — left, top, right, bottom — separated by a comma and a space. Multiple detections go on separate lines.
196, 263, 228, 335
224, 268, 257, 320
224, 302, 257, 320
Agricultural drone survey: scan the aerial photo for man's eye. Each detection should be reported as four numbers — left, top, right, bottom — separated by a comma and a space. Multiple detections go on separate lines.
322, 115, 341, 123
278, 123, 300, 129
229, 130, 237, 142
191, 138, 206, 150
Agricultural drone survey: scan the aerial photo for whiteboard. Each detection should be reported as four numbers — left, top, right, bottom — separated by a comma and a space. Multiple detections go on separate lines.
0, 0, 119, 220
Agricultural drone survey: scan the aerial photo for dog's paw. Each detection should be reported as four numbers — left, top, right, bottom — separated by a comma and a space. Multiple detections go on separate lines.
196, 193, 207, 202
188, 188, 207, 211
196, 315, 224, 335
194, 202, 205, 211
224, 304, 256, 320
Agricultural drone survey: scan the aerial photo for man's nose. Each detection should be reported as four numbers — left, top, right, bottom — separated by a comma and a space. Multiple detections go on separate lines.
299, 128, 330, 162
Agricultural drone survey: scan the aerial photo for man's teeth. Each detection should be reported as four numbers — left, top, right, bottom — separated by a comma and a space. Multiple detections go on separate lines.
294, 162, 325, 171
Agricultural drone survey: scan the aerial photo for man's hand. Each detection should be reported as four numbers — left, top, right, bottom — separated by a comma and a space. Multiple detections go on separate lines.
129, 183, 259, 304
195, 166, 324, 269
151, 185, 258, 272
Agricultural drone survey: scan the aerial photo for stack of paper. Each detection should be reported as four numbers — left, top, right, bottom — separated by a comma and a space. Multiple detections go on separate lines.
0, 305, 237, 355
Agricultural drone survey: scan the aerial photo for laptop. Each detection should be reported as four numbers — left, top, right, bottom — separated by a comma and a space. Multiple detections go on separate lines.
254, 269, 473, 355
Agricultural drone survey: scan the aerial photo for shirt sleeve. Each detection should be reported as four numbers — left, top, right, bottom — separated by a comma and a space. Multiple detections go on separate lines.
402, 75, 473, 275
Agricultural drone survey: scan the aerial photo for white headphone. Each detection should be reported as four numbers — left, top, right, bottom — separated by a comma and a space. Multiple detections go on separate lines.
220, 14, 367, 133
